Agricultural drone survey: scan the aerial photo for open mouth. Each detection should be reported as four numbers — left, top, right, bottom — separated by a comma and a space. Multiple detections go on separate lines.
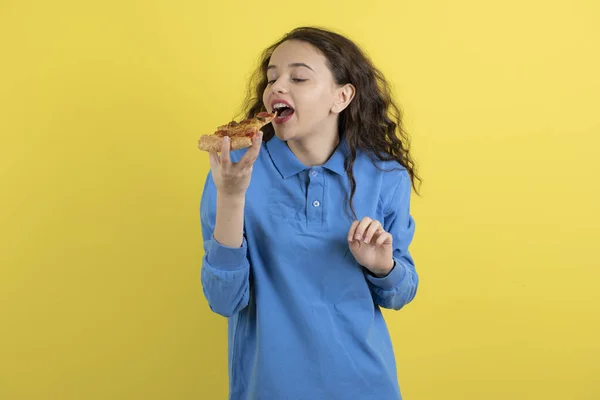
272, 103, 295, 118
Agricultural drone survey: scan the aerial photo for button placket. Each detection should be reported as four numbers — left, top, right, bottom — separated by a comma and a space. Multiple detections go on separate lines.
307, 168, 324, 224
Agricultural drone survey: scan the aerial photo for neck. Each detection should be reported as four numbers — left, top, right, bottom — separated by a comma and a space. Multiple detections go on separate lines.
287, 129, 340, 167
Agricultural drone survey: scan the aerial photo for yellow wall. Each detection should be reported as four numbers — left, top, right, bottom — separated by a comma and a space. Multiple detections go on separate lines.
1, 1, 599, 399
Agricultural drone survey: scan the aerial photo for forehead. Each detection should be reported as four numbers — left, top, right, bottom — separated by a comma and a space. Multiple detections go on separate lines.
269, 40, 328, 70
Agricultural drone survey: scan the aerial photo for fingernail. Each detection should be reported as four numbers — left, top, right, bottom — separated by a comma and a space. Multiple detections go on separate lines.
364, 237, 370, 243
355, 234, 362, 240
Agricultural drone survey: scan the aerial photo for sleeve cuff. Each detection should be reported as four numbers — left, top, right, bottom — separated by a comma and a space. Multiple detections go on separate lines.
366, 259, 406, 290
206, 234, 248, 271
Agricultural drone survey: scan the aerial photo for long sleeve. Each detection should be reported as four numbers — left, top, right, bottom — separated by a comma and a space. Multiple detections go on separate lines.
199, 171, 250, 317
365, 170, 419, 310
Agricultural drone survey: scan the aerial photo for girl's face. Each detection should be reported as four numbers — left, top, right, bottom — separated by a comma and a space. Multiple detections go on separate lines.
262, 40, 346, 143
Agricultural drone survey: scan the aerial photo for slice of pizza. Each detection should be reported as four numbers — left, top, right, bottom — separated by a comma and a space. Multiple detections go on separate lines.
197, 111, 276, 152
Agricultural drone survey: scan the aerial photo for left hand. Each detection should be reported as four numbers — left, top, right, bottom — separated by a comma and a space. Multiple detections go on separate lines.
347, 217, 394, 277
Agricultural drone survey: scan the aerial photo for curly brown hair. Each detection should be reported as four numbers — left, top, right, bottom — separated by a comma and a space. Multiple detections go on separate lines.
238, 26, 422, 218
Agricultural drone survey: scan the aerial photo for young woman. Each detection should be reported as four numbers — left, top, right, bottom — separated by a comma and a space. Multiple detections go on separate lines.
200, 26, 421, 400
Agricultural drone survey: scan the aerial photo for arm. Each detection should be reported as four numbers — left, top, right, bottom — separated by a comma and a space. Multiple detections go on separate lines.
199, 133, 263, 317
366, 170, 419, 310
200, 171, 250, 318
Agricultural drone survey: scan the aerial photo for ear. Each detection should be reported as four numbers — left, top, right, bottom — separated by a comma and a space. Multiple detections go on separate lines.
331, 83, 356, 114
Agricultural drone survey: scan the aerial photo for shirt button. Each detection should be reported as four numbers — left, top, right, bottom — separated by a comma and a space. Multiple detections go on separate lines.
310, 170, 318, 177
312, 200, 320, 207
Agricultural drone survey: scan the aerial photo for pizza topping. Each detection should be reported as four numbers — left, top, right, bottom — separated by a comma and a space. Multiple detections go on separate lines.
256, 112, 271, 122
200, 112, 276, 147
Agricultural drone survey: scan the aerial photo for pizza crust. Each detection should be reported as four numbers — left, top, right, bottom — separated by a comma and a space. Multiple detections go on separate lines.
197, 135, 253, 153
197, 112, 275, 153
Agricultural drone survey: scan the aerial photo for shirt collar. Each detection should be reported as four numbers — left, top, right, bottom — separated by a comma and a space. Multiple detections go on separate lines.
266, 135, 348, 179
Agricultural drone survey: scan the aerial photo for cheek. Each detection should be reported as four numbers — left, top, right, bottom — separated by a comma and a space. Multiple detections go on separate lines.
302, 90, 333, 114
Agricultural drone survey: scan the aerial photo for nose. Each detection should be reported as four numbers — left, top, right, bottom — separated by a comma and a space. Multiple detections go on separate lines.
270, 78, 289, 94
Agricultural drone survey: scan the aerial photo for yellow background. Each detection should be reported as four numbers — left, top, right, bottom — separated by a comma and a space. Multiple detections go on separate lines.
1, 1, 599, 399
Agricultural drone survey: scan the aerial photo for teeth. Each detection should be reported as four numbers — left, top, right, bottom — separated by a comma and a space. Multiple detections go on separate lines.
272, 102, 293, 113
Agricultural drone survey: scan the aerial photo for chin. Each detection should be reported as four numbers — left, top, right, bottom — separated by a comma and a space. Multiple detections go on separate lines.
273, 128, 298, 142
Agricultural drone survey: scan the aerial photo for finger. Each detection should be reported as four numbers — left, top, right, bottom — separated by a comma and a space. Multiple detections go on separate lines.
375, 231, 393, 247
208, 151, 220, 169
354, 217, 373, 241
347, 220, 360, 242
364, 220, 383, 244
239, 131, 263, 169
220, 136, 231, 165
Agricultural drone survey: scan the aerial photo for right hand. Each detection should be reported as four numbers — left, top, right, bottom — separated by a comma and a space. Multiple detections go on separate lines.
208, 131, 263, 198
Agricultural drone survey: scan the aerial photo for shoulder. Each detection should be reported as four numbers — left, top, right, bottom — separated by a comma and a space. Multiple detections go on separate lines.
355, 150, 411, 211
355, 149, 409, 186
378, 161, 411, 213
376, 158, 409, 188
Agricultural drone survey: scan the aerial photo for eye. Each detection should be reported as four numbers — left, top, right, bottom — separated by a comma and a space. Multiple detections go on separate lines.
266, 77, 307, 85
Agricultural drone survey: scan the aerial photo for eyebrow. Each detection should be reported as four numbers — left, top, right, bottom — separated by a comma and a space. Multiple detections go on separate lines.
267, 63, 314, 72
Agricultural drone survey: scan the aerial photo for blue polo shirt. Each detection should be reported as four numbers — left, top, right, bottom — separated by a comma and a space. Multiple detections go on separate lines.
200, 135, 418, 400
